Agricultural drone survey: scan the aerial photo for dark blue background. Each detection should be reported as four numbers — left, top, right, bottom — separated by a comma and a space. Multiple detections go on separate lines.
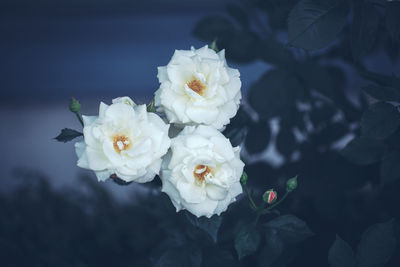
0, 0, 268, 195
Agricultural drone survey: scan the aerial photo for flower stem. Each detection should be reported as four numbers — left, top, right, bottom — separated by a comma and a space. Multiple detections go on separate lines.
260, 191, 289, 215
75, 113, 84, 127
242, 183, 257, 211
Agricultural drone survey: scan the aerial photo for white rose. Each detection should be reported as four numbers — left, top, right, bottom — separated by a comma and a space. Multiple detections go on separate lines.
74, 97, 171, 183
112, 96, 136, 107
154, 45, 242, 130
160, 125, 245, 218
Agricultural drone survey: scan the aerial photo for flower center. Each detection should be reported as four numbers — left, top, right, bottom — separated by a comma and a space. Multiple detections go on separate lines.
112, 134, 131, 154
193, 164, 213, 183
187, 78, 206, 96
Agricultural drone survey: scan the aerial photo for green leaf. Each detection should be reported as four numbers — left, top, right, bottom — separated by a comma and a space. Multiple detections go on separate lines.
240, 171, 248, 185
147, 99, 155, 112
260, 227, 285, 266
380, 151, 400, 186
359, 69, 395, 87
201, 248, 238, 267
385, 129, 400, 149
185, 212, 222, 243
362, 84, 400, 102
276, 123, 297, 157
245, 121, 271, 154
361, 102, 400, 140
223, 108, 250, 147
328, 235, 357, 267
193, 16, 235, 50
383, 33, 400, 63
259, 37, 295, 66
54, 128, 83, 143
264, 215, 313, 243
356, 220, 397, 267
209, 40, 219, 52
234, 224, 261, 259
248, 69, 304, 120
156, 245, 202, 267
226, 30, 258, 63
309, 103, 336, 125
351, 3, 380, 61
110, 175, 133, 186
296, 62, 336, 99
385, 2, 400, 42
261, 0, 298, 31
341, 136, 386, 165
226, 3, 249, 27
314, 122, 349, 146
287, 0, 349, 50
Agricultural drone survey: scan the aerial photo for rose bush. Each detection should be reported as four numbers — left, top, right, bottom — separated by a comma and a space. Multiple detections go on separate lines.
74, 97, 171, 183
154, 45, 242, 130
160, 125, 244, 217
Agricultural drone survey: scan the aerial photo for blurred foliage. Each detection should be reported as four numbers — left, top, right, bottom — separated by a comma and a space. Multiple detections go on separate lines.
0, 172, 314, 267
192, 0, 400, 266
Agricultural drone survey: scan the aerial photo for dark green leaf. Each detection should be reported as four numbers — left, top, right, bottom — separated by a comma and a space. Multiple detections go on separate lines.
258, 37, 295, 66
314, 122, 349, 147
359, 69, 395, 87
351, 3, 380, 61
276, 123, 297, 157
393, 74, 400, 90
110, 175, 133, 186
185, 212, 222, 243
248, 69, 304, 119
361, 102, 400, 140
296, 62, 335, 99
54, 128, 83, 143
384, 32, 400, 63
259, 227, 285, 266
262, 0, 298, 30
288, 0, 349, 50
385, 129, 400, 149
156, 245, 202, 267
245, 121, 271, 154
224, 127, 246, 147
341, 136, 386, 165
223, 108, 250, 146
264, 215, 314, 243
328, 235, 357, 267
310, 104, 337, 126
362, 84, 400, 102
380, 151, 400, 186
385, 2, 400, 42
193, 16, 235, 49
201, 247, 238, 267
226, 3, 249, 27
234, 223, 261, 259
356, 220, 396, 267
226, 30, 258, 63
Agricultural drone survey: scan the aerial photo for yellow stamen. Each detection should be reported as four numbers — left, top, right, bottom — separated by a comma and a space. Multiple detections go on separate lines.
112, 135, 131, 153
193, 164, 213, 183
187, 79, 206, 96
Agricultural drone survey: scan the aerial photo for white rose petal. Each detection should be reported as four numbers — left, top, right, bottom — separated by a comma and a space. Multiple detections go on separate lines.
160, 125, 245, 218
75, 96, 171, 183
154, 45, 242, 130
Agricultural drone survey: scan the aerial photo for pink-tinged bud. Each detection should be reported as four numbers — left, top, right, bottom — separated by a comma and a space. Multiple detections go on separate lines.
263, 189, 277, 204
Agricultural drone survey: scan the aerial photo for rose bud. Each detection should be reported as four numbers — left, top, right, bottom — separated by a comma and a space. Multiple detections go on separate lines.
286, 176, 298, 192
69, 97, 81, 113
263, 189, 277, 204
